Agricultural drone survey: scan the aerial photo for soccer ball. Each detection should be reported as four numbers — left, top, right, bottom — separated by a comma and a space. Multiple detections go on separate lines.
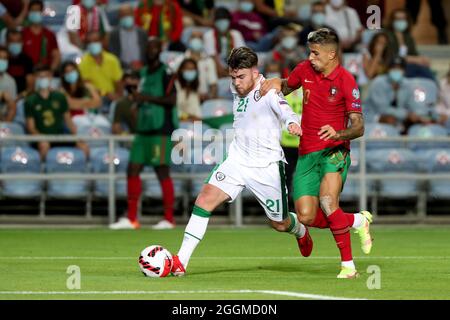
138, 245, 173, 278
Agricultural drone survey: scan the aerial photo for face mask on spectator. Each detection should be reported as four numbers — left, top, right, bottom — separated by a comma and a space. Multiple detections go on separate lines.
88, 42, 102, 56
393, 19, 408, 32
266, 72, 281, 79
35, 77, 51, 90
215, 19, 230, 33
281, 36, 297, 50
120, 16, 134, 29
64, 70, 79, 84
311, 13, 325, 26
330, 0, 344, 9
82, 0, 96, 9
8, 43, 23, 56
0, 59, 8, 73
189, 38, 204, 52
388, 69, 404, 83
239, 2, 254, 13
182, 70, 198, 82
28, 11, 43, 24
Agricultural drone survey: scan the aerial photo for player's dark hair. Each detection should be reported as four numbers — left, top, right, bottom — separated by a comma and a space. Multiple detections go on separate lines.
307, 27, 340, 49
227, 47, 258, 70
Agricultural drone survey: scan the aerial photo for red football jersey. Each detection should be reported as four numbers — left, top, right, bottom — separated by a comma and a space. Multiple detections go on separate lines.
287, 60, 362, 155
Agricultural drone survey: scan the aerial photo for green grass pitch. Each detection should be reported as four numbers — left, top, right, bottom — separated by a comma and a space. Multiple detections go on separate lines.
0, 225, 449, 300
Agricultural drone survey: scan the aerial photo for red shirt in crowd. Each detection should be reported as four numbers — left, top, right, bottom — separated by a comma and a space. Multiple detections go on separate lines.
22, 26, 58, 67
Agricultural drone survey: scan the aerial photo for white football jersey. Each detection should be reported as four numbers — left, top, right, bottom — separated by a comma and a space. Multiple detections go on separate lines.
227, 75, 300, 167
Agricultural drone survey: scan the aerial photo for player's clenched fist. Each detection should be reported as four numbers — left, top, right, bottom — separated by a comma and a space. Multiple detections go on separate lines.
318, 125, 339, 141
288, 123, 302, 137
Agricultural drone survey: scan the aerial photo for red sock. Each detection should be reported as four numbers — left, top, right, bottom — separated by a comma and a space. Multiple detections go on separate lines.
327, 208, 353, 262
127, 176, 141, 222
312, 208, 355, 229
160, 178, 175, 224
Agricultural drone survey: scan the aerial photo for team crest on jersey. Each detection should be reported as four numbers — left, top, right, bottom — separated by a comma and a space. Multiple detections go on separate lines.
216, 172, 225, 181
328, 86, 338, 102
254, 90, 261, 102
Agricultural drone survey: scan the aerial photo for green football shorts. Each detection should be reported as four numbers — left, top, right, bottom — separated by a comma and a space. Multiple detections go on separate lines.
293, 146, 351, 200
129, 135, 172, 166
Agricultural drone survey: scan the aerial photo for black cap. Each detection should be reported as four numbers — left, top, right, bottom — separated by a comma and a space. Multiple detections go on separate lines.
389, 56, 406, 69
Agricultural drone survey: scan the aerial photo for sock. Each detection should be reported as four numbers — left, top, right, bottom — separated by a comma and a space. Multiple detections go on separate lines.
177, 206, 211, 268
326, 207, 353, 262
160, 178, 175, 224
312, 208, 359, 229
127, 176, 141, 222
287, 212, 306, 238
341, 260, 356, 269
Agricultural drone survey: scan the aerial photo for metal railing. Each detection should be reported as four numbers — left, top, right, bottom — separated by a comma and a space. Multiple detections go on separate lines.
1, 134, 450, 225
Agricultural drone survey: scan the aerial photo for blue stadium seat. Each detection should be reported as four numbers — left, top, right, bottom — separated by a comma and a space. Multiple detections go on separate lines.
217, 77, 233, 99
407, 78, 438, 118
368, 148, 418, 198
419, 148, 450, 199
364, 123, 402, 150
201, 99, 233, 119
46, 147, 89, 198
0, 122, 27, 148
91, 147, 129, 198
142, 166, 186, 199
407, 124, 448, 151
76, 120, 112, 150
340, 149, 375, 201
0, 146, 42, 198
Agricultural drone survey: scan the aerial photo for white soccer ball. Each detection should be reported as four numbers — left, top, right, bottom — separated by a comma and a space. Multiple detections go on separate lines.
138, 245, 173, 278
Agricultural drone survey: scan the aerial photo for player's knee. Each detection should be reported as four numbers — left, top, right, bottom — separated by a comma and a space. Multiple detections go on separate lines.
295, 208, 315, 226
271, 221, 288, 232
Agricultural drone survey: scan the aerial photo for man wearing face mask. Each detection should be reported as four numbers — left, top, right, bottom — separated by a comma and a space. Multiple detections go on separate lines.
6, 28, 34, 95
24, 65, 88, 160
174, 31, 218, 101
109, 3, 147, 71
231, 0, 268, 47
22, 0, 60, 73
68, 0, 111, 49
203, 7, 245, 77
0, 45, 17, 122
324, 0, 363, 52
110, 37, 178, 230
299, 1, 333, 46
365, 56, 437, 131
112, 71, 139, 135
79, 31, 123, 104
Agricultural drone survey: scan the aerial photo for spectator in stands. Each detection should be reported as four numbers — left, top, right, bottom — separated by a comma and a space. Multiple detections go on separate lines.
385, 8, 434, 80
0, 45, 16, 122
324, 0, 363, 52
231, 0, 268, 51
68, 0, 111, 49
253, 0, 301, 31
6, 28, 33, 95
79, 31, 123, 105
134, 0, 185, 52
298, 1, 331, 46
22, 0, 60, 73
204, 7, 245, 77
362, 31, 392, 80
109, 3, 147, 71
60, 61, 101, 118
176, 58, 201, 121
269, 24, 307, 78
25, 65, 89, 160
436, 67, 450, 125
179, 0, 214, 27
112, 71, 138, 135
0, 0, 29, 33
109, 37, 178, 230
175, 30, 218, 101
364, 57, 437, 132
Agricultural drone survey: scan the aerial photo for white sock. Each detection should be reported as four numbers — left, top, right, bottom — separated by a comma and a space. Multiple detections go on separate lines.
341, 260, 356, 269
177, 213, 210, 268
352, 213, 365, 229
287, 212, 306, 238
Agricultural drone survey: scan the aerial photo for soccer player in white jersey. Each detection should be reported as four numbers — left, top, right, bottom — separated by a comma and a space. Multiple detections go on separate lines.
170, 47, 313, 276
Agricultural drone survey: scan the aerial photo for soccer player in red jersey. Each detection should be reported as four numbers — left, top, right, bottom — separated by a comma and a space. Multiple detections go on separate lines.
260, 28, 373, 278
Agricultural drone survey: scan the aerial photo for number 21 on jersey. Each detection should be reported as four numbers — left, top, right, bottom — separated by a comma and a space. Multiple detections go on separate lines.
237, 97, 249, 112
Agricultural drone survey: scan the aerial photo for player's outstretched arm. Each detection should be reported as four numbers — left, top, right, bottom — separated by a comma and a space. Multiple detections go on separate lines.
319, 113, 364, 141
260, 78, 296, 97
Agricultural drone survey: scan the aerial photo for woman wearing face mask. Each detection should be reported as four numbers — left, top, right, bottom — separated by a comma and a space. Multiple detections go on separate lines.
362, 31, 393, 80
385, 8, 433, 79
175, 58, 202, 121
60, 61, 102, 118
203, 7, 245, 77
